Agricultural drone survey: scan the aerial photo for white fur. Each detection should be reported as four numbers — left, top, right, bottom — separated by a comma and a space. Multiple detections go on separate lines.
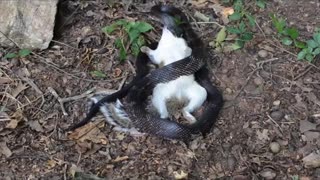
141, 27, 207, 123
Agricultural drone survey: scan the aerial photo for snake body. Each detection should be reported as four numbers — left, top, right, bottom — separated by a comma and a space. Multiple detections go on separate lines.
67, 5, 223, 141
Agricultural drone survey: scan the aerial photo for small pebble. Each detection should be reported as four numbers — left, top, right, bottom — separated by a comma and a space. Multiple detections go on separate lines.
270, 142, 281, 153
253, 77, 264, 86
258, 50, 268, 58
260, 168, 276, 180
273, 100, 281, 106
226, 88, 232, 94
270, 111, 285, 121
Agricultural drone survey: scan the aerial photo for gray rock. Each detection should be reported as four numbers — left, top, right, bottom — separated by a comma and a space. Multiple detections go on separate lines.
0, 0, 58, 49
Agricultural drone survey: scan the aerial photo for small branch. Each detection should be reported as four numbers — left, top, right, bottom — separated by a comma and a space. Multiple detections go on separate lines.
191, 21, 224, 28
48, 87, 96, 116
48, 87, 68, 116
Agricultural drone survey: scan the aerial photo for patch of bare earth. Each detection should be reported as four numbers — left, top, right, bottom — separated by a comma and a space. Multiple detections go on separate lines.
0, 0, 319, 179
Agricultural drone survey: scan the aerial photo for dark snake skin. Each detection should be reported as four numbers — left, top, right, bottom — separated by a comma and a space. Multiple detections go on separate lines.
66, 5, 223, 141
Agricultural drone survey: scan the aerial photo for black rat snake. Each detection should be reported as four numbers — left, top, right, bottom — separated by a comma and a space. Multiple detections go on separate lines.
66, 5, 223, 141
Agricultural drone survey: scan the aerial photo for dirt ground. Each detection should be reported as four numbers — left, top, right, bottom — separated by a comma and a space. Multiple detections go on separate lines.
1, 0, 320, 179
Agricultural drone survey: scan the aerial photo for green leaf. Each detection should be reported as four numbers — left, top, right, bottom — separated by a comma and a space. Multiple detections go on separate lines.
115, 38, 127, 61
306, 39, 318, 48
134, 22, 153, 33
226, 27, 241, 34
306, 54, 314, 62
313, 33, 320, 45
270, 14, 286, 33
18, 49, 31, 57
294, 40, 306, 49
232, 40, 245, 50
115, 19, 128, 26
102, 24, 117, 34
90, 70, 106, 78
239, 21, 246, 33
4, 53, 17, 59
245, 13, 256, 27
131, 36, 146, 56
312, 47, 320, 55
256, 0, 266, 9
131, 41, 140, 57
286, 28, 299, 40
297, 49, 307, 60
281, 37, 293, 46
136, 35, 145, 47
240, 32, 253, 41
233, 0, 243, 12
229, 12, 241, 21
128, 29, 140, 43
216, 27, 227, 43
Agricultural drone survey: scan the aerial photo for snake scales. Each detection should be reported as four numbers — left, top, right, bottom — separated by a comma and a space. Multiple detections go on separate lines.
67, 5, 223, 141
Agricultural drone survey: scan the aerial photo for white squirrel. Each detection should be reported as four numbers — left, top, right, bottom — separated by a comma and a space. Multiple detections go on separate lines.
140, 27, 207, 123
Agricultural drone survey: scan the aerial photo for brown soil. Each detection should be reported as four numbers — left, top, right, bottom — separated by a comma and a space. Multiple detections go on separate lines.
1, 0, 320, 179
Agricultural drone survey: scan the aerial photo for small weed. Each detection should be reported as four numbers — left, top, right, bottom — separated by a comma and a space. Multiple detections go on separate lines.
4, 49, 32, 59
102, 19, 153, 61
90, 70, 107, 78
212, 0, 265, 51
227, 0, 255, 49
297, 32, 320, 62
271, 14, 319, 62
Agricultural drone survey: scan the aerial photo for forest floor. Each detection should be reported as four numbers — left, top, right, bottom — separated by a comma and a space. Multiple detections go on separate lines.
1, 0, 320, 179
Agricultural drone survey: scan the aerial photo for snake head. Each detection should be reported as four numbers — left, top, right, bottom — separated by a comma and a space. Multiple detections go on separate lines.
150, 4, 189, 38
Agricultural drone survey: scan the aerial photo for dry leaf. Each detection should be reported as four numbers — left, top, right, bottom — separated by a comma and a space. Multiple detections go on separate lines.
300, 120, 317, 133
173, 170, 188, 180
194, 11, 210, 22
256, 129, 270, 142
302, 152, 320, 168
6, 119, 18, 129
0, 141, 12, 158
113, 68, 122, 77
0, 77, 12, 84
70, 164, 83, 177
47, 159, 57, 169
28, 120, 44, 132
11, 82, 28, 98
68, 119, 108, 144
112, 156, 129, 162
222, 7, 234, 18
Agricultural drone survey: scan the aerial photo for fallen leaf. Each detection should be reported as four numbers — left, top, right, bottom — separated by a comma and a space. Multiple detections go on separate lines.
47, 159, 57, 169
194, 11, 210, 22
303, 152, 320, 168
70, 164, 83, 178
303, 131, 320, 142
68, 119, 108, 144
222, 7, 234, 19
28, 120, 44, 132
6, 119, 18, 129
0, 77, 12, 84
256, 129, 270, 142
0, 141, 12, 158
112, 156, 129, 162
173, 170, 188, 180
113, 68, 122, 77
300, 120, 317, 133
11, 82, 28, 98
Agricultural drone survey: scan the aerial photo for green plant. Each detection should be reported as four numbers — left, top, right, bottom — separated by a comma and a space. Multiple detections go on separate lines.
4, 49, 32, 59
102, 19, 153, 61
225, 0, 257, 50
271, 14, 319, 62
297, 32, 320, 62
